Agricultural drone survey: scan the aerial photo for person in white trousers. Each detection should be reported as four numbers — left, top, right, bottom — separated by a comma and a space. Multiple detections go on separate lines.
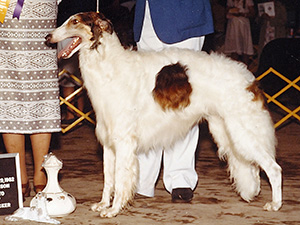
133, 0, 214, 202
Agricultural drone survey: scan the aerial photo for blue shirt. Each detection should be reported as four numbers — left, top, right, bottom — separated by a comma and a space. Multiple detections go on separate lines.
133, 0, 214, 44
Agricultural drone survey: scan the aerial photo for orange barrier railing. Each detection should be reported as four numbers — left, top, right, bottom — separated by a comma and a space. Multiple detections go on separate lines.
59, 69, 95, 133
256, 67, 300, 128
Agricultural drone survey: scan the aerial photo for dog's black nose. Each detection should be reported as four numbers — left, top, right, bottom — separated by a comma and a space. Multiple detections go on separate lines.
45, 34, 53, 47
45, 33, 52, 42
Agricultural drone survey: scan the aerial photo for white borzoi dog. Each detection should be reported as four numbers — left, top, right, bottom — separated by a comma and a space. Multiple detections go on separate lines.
46, 12, 282, 217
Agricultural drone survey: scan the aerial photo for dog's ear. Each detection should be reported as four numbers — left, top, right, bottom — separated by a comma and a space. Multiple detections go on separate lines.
90, 17, 113, 49
96, 18, 113, 34
90, 22, 102, 49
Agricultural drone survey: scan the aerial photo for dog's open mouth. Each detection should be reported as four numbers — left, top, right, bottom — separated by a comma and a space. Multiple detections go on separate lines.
58, 36, 82, 59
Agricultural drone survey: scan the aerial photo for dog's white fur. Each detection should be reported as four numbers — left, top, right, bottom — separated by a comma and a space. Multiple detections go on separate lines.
47, 12, 282, 217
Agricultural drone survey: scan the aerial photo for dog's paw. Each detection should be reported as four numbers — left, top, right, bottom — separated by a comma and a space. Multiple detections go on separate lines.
99, 207, 119, 218
263, 201, 282, 211
91, 202, 109, 212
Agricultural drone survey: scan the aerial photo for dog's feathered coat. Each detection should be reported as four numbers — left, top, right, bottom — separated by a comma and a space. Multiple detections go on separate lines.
47, 12, 282, 217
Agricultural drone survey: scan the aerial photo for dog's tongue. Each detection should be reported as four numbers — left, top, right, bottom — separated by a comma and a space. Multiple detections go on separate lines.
58, 36, 82, 59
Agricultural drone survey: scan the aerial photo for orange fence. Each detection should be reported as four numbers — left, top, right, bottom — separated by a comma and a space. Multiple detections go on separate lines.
59, 69, 95, 133
256, 67, 300, 128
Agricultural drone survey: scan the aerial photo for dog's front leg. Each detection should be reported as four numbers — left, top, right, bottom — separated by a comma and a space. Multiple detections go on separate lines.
99, 139, 138, 217
91, 146, 115, 212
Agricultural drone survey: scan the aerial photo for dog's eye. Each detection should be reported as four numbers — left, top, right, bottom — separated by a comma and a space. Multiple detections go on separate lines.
71, 19, 79, 25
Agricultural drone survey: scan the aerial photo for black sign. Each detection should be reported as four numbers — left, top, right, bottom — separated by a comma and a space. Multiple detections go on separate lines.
0, 153, 23, 215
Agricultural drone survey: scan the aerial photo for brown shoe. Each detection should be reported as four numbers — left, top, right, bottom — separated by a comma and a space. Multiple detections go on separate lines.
171, 188, 193, 203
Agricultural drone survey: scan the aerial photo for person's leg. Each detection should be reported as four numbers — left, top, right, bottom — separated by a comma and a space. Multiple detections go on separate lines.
30, 133, 51, 192
2, 133, 29, 194
136, 149, 163, 197
163, 125, 199, 202
136, 1, 164, 198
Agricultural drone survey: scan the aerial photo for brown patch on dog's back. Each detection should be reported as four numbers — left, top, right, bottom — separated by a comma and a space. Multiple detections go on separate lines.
246, 81, 267, 109
153, 63, 192, 110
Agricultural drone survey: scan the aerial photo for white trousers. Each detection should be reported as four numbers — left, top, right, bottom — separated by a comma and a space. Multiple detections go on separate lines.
136, 1, 204, 197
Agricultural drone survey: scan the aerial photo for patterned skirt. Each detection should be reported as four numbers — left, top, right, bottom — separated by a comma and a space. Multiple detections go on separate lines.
0, 0, 61, 134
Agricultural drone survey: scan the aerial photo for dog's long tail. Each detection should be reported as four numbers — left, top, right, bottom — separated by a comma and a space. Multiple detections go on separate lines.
226, 153, 261, 201
207, 115, 260, 201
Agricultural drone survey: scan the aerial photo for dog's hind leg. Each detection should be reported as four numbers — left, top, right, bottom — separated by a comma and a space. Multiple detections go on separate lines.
207, 116, 261, 201
260, 158, 282, 211
99, 138, 138, 217
91, 146, 115, 212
